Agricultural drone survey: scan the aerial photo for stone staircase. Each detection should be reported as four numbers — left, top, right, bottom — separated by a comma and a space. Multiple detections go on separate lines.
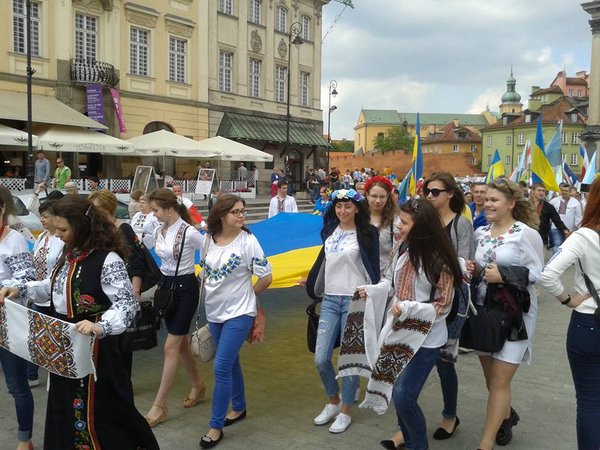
193, 191, 315, 224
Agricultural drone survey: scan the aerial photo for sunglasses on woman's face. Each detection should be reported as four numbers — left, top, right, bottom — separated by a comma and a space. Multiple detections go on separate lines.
423, 187, 449, 197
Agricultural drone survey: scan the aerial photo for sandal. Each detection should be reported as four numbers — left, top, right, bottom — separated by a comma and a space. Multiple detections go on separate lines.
145, 403, 168, 427
183, 383, 206, 408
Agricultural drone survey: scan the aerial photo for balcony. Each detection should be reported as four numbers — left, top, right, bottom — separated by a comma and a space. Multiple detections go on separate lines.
70, 59, 119, 87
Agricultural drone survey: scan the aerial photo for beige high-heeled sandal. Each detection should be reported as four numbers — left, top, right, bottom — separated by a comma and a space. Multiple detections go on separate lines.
145, 403, 168, 427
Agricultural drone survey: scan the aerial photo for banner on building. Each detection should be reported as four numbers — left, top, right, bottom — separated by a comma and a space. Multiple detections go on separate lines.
110, 87, 127, 133
86, 84, 105, 127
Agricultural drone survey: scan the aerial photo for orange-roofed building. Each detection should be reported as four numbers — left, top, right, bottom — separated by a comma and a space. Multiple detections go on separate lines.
421, 121, 482, 166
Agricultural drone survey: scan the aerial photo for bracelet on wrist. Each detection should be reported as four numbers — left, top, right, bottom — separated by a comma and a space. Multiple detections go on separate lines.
560, 295, 572, 306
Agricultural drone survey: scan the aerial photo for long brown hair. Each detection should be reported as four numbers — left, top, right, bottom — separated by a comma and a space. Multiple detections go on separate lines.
52, 195, 129, 259
365, 177, 397, 229
207, 194, 250, 236
399, 198, 462, 288
88, 189, 118, 216
488, 178, 539, 229
424, 172, 465, 214
582, 177, 600, 229
0, 185, 17, 222
147, 188, 194, 225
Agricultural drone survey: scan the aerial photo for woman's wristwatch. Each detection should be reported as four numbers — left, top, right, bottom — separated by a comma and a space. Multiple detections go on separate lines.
560, 295, 572, 306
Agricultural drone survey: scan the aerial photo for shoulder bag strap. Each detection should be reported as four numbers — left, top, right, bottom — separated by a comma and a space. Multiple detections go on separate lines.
170, 226, 188, 291
192, 235, 212, 330
576, 229, 600, 306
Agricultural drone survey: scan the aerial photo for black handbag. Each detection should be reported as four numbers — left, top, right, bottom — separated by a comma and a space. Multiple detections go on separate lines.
120, 301, 158, 352
460, 284, 513, 353
140, 240, 161, 293
306, 299, 340, 353
153, 227, 187, 319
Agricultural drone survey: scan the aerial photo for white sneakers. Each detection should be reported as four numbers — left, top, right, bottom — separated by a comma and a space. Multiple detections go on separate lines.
328, 412, 352, 433
313, 403, 341, 426
313, 404, 352, 433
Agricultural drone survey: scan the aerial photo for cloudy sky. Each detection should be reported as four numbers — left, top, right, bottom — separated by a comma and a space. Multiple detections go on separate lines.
320, 0, 592, 139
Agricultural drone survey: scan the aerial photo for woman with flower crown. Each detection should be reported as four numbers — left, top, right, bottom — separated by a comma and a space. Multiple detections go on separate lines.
364, 176, 401, 272
0, 195, 158, 450
305, 188, 380, 434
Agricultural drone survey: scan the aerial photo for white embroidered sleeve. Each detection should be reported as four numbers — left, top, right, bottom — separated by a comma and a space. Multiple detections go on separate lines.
96, 252, 139, 336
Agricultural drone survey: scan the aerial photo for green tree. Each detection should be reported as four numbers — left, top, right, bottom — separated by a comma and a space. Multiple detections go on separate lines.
373, 126, 412, 154
330, 139, 354, 152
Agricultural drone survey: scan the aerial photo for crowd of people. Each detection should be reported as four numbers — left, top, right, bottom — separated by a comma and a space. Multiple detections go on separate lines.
0, 165, 598, 449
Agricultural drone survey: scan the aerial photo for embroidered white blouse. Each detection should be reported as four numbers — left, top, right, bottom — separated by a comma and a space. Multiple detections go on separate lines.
153, 218, 205, 276
131, 211, 160, 248
32, 231, 64, 306
202, 231, 272, 323
0, 229, 35, 296
19, 252, 138, 336
324, 227, 369, 296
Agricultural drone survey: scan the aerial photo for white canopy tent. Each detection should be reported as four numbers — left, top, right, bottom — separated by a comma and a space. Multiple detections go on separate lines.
198, 136, 273, 162
125, 130, 221, 158
33, 124, 133, 154
0, 124, 38, 147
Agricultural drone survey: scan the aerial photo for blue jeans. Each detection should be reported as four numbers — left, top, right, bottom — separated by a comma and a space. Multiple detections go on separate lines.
393, 346, 440, 450
435, 358, 458, 418
567, 311, 600, 450
314, 295, 359, 405
208, 315, 254, 429
0, 348, 34, 441
549, 228, 565, 254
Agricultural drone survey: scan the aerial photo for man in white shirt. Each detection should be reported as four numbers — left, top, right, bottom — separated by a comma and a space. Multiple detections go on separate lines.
550, 182, 583, 253
268, 180, 298, 218
237, 162, 248, 181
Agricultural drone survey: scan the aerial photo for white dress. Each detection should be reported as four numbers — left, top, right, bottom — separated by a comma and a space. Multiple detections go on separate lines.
474, 221, 544, 365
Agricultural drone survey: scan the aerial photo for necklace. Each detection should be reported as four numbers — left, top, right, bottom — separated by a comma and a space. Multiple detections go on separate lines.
67, 249, 91, 263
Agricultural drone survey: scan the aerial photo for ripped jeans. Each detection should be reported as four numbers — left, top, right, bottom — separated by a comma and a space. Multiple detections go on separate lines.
314, 294, 359, 405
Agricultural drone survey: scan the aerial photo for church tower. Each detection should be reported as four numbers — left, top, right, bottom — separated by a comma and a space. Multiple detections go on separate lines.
499, 68, 523, 115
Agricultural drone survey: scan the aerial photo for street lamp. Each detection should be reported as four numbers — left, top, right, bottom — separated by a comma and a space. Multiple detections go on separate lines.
327, 80, 338, 171
284, 22, 303, 161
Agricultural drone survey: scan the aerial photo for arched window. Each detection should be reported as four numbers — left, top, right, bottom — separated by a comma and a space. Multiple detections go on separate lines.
143, 121, 174, 134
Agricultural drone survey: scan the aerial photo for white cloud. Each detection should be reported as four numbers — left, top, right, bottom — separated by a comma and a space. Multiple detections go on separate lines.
321, 0, 591, 139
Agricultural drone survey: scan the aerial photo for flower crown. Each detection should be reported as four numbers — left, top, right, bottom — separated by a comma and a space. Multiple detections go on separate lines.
364, 175, 394, 193
330, 188, 364, 202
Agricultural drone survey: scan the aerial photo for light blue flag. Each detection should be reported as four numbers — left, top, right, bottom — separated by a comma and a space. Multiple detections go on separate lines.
545, 120, 563, 167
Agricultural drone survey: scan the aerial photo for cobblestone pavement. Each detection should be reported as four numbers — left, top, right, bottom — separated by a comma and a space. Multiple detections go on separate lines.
0, 265, 578, 450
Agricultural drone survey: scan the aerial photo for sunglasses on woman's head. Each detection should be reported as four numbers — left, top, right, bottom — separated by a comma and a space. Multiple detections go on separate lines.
423, 187, 449, 197
409, 197, 419, 213
494, 178, 514, 196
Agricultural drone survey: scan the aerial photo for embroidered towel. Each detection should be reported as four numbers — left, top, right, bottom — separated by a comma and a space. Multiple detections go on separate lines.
0, 301, 96, 379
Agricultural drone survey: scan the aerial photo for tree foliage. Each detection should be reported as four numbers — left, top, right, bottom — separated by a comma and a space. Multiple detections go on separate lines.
373, 126, 412, 154
330, 139, 354, 152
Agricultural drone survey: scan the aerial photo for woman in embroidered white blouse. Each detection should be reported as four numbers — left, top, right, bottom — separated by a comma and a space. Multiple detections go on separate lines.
131, 194, 160, 248
199, 194, 272, 449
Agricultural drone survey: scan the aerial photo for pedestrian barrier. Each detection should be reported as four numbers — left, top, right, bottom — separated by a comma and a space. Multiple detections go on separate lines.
0, 177, 26, 191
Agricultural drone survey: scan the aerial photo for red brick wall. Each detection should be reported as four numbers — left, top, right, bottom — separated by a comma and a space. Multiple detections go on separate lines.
329, 151, 484, 178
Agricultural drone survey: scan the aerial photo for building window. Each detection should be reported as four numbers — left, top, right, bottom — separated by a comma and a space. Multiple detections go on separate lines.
13, 0, 40, 56
452, 144, 460, 153
572, 132, 580, 144
577, 89, 582, 97
275, 65, 287, 103
299, 71, 310, 107
561, 131, 568, 144
470, 144, 477, 152
487, 135, 492, 148
275, 6, 287, 33
301, 15, 311, 40
248, 58, 261, 98
569, 89, 574, 97
571, 113, 578, 123
570, 153, 578, 166
487, 154, 492, 165
517, 132, 524, 145
219, 0, 233, 15
471, 157, 477, 165
506, 135, 512, 145
219, 50, 233, 92
525, 114, 531, 123
505, 155, 511, 165
130, 27, 150, 76
75, 13, 97, 61
249, 0, 262, 24
168, 37, 186, 83
503, 117, 508, 125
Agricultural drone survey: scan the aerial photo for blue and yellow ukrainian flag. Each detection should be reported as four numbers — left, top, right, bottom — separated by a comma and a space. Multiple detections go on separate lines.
249, 213, 323, 288
485, 149, 505, 182
531, 116, 560, 192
